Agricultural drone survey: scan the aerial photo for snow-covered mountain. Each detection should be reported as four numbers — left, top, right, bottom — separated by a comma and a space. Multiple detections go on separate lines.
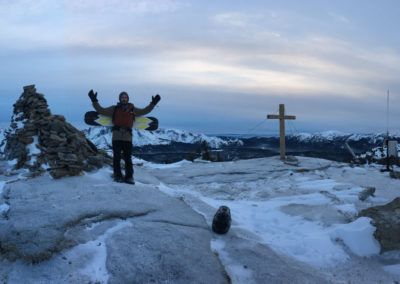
290, 130, 351, 142
83, 127, 243, 149
286, 131, 400, 163
287, 131, 396, 144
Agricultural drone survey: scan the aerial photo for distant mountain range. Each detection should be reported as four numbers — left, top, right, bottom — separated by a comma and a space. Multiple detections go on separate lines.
82, 127, 399, 163
83, 127, 243, 149
1, 126, 398, 164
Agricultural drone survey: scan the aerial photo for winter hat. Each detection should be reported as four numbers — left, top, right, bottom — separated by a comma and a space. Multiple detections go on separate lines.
119, 91, 129, 102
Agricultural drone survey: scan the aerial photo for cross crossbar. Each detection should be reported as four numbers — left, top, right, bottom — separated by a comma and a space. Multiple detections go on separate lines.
267, 115, 296, 120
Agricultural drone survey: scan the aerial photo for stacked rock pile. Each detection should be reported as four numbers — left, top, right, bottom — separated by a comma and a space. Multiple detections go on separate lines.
3, 85, 111, 178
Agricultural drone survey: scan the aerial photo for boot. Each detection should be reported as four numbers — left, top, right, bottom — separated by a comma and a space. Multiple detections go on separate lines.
124, 177, 135, 185
114, 175, 123, 183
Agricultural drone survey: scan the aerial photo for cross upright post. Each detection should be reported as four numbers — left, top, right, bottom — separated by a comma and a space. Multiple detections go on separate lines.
267, 104, 296, 160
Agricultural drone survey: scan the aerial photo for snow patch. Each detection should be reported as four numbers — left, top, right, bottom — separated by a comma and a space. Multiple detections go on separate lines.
86, 167, 113, 181
64, 221, 132, 283
297, 178, 339, 191
144, 159, 192, 169
42, 163, 51, 170
330, 217, 380, 257
0, 128, 5, 153
7, 159, 17, 167
383, 264, 400, 276
26, 136, 41, 165
0, 180, 5, 195
0, 203, 10, 216
334, 204, 358, 216
27, 136, 40, 155
212, 199, 350, 267
0, 180, 10, 216
211, 239, 255, 284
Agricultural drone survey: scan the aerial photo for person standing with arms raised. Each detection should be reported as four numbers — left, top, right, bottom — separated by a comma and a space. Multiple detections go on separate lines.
88, 90, 161, 184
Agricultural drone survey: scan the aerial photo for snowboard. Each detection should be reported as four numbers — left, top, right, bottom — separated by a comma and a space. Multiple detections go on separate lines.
84, 111, 158, 131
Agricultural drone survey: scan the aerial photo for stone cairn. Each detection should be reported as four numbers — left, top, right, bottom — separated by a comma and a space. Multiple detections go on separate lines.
3, 85, 111, 178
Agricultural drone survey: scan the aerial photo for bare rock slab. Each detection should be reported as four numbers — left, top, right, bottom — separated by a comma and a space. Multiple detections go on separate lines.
360, 197, 400, 252
0, 174, 228, 283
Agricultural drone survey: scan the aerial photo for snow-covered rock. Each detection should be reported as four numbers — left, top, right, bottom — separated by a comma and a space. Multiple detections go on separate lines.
358, 144, 400, 161
360, 197, 400, 252
0, 128, 5, 154
0, 172, 228, 283
0, 162, 329, 283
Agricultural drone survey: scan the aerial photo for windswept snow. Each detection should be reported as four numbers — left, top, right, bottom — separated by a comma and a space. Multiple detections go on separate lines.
147, 156, 400, 282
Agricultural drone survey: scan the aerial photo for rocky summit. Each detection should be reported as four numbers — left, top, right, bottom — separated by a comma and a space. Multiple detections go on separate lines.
2, 85, 111, 178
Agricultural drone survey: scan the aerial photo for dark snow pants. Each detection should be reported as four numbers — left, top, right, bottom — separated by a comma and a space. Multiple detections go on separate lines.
112, 140, 133, 179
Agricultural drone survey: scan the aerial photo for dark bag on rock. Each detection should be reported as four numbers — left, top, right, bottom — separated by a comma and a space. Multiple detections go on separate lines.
212, 206, 231, 234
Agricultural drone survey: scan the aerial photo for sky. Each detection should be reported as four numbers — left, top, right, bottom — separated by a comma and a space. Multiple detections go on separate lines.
1, 0, 400, 134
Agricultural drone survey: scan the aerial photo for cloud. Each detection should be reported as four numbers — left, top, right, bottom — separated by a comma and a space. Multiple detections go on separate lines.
65, 0, 185, 14
0, 0, 188, 52
0, 0, 184, 15
63, 32, 398, 99
1, 2, 400, 133
0, 0, 60, 17
213, 12, 253, 28
328, 12, 350, 24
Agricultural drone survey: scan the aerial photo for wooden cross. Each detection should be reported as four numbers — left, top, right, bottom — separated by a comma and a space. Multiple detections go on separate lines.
267, 104, 296, 160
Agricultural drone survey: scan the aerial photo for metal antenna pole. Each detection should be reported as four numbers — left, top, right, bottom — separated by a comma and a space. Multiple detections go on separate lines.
387, 89, 389, 136
380, 89, 393, 172
386, 90, 390, 171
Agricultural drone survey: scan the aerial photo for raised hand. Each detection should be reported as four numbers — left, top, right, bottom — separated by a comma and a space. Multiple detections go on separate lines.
88, 89, 98, 103
151, 94, 161, 106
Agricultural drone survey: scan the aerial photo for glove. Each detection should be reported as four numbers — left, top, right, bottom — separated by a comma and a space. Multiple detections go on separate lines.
151, 94, 161, 106
88, 89, 98, 103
